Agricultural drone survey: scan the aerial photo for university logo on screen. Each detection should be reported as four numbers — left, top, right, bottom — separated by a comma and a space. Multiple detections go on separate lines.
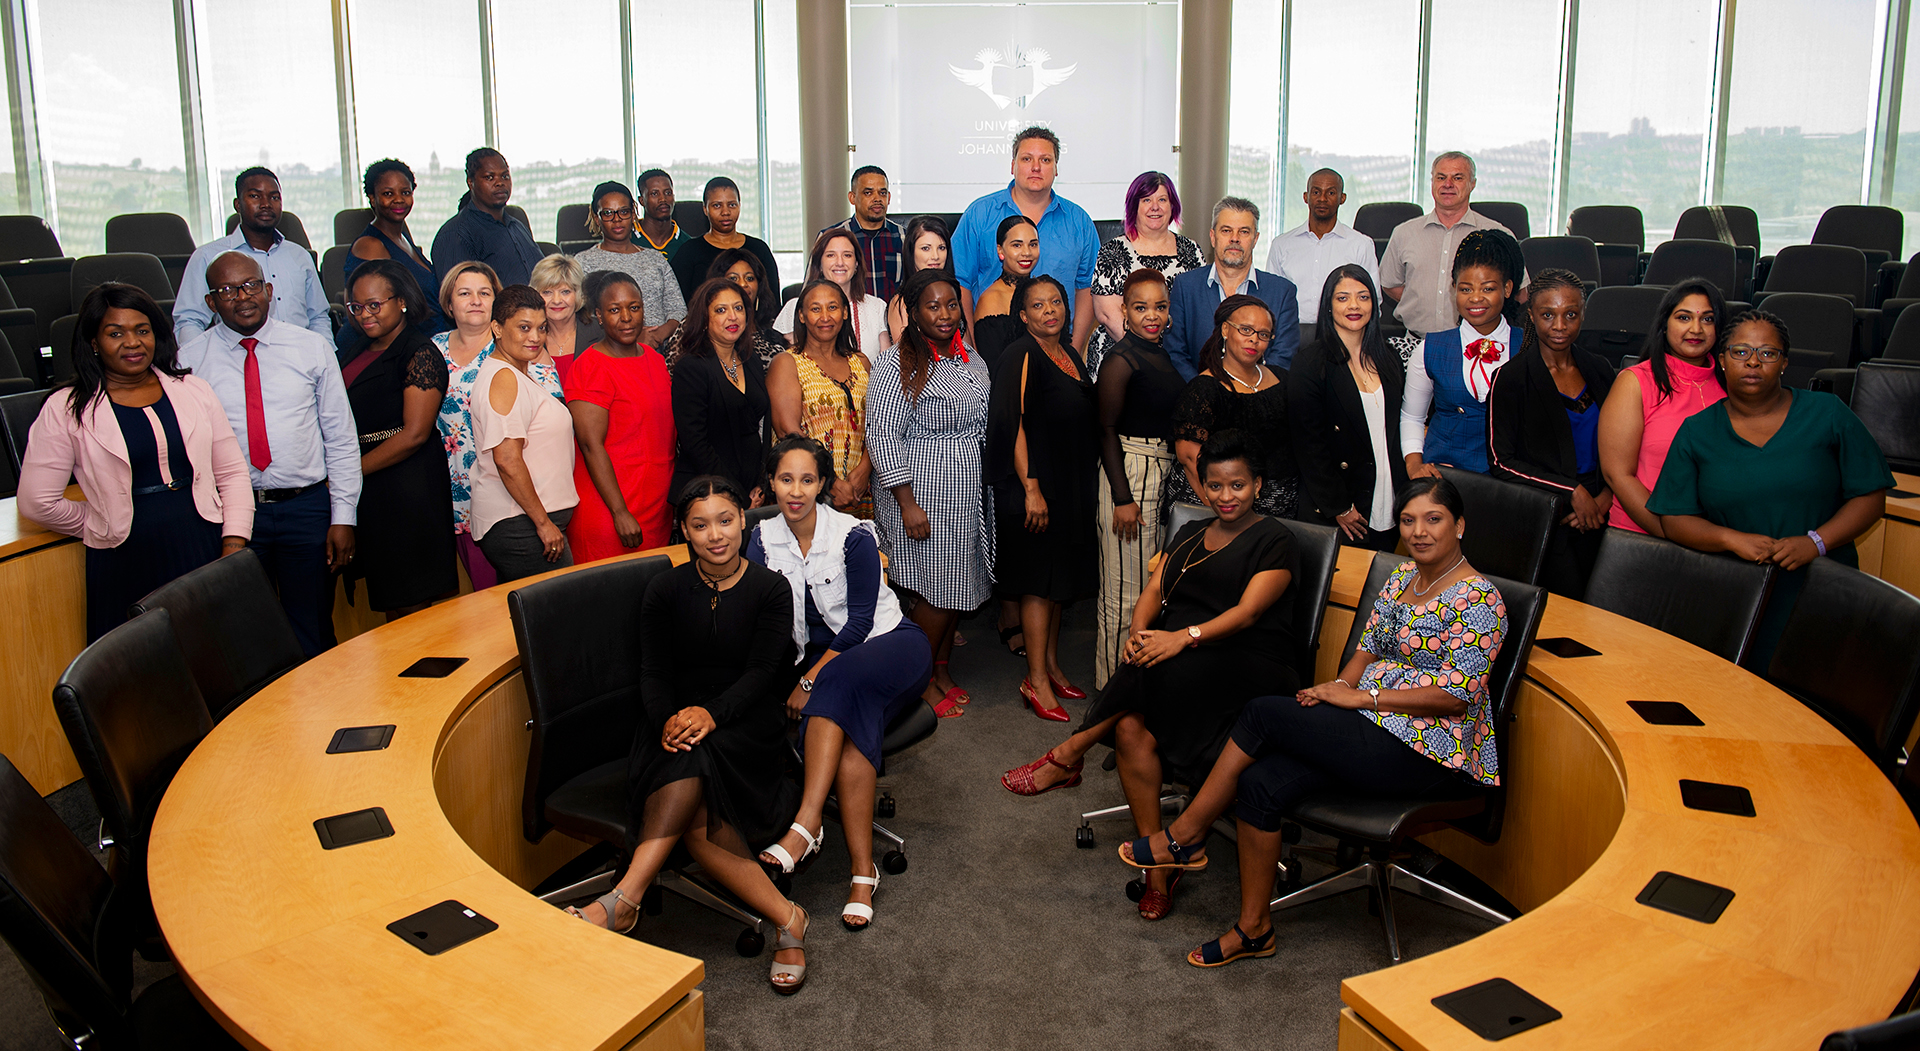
949, 45, 1078, 112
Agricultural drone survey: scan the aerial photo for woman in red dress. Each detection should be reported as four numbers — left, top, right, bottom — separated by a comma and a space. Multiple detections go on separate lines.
564, 270, 677, 560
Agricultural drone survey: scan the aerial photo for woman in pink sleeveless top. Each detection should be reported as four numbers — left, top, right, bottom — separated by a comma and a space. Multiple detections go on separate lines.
1598, 279, 1728, 534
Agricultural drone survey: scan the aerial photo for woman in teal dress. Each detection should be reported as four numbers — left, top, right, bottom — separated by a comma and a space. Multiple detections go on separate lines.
1648, 309, 1893, 669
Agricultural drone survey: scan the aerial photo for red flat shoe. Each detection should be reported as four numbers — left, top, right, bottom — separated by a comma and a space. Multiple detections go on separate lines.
1138, 869, 1183, 921
1020, 678, 1071, 722
1050, 676, 1087, 700
932, 687, 966, 718
1001, 749, 1084, 795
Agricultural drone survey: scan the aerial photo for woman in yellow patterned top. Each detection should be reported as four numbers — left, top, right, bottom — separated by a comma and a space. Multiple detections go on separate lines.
768, 280, 874, 517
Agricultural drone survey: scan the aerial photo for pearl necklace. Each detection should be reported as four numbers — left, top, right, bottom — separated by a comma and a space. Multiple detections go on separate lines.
1225, 359, 1265, 392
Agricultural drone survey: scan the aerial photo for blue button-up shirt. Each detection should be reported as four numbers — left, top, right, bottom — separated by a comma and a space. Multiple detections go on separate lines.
1164, 264, 1300, 380
951, 182, 1100, 298
432, 205, 544, 288
173, 229, 332, 338
177, 317, 362, 525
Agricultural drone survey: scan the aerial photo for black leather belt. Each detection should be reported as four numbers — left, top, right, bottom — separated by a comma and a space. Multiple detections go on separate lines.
255, 480, 325, 504
130, 479, 185, 496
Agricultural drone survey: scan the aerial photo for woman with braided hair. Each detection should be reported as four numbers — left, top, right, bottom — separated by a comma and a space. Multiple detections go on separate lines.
1487, 268, 1616, 598
1398, 228, 1526, 476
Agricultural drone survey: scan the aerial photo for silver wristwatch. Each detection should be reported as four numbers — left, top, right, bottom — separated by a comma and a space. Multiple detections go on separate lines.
799, 678, 815, 693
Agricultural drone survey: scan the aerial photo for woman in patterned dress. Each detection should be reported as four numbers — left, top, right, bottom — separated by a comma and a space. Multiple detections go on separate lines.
1087, 171, 1204, 374
1120, 474, 1507, 969
866, 269, 993, 716
768, 280, 873, 517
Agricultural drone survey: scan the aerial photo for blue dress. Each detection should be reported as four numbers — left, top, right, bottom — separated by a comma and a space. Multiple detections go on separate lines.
344, 224, 449, 334
86, 395, 221, 641
1420, 327, 1494, 473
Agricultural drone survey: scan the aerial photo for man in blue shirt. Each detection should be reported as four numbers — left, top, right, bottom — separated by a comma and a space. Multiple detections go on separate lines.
951, 126, 1101, 350
178, 252, 361, 657
173, 167, 331, 339
432, 147, 543, 288
1165, 197, 1299, 380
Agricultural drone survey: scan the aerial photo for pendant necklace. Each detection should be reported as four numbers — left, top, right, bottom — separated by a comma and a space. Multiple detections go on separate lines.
1410, 552, 1467, 597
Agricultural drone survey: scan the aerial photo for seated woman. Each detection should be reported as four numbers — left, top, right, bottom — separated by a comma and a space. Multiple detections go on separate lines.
747, 437, 931, 929
1400, 229, 1526, 477
1119, 475, 1506, 967
471, 286, 580, 582
1648, 309, 1892, 669
567, 476, 813, 995
1003, 431, 1299, 922
1487, 268, 1616, 599
1597, 279, 1726, 536
572, 179, 685, 348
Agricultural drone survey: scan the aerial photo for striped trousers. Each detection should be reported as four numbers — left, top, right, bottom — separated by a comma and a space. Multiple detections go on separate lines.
1094, 436, 1175, 689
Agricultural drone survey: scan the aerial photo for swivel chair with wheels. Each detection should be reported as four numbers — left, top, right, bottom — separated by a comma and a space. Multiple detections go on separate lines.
127, 549, 306, 724
1583, 529, 1776, 664
1436, 467, 1557, 585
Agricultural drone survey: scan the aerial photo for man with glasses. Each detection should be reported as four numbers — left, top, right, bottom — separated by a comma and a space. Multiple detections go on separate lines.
822, 165, 905, 300
174, 167, 331, 338
1379, 151, 1523, 337
636, 169, 692, 262
179, 252, 360, 657
1165, 196, 1299, 380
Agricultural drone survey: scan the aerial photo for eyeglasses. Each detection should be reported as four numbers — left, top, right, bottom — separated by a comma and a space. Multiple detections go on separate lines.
596, 207, 635, 220
1725, 344, 1783, 363
345, 296, 394, 316
211, 280, 265, 300
1228, 322, 1274, 344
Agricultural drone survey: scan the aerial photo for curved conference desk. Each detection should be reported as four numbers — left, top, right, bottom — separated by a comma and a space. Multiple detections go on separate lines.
0, 487, 1913, 1049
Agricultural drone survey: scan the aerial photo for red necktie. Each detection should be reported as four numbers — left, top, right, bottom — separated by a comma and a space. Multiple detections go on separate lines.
241, 337, 272, 471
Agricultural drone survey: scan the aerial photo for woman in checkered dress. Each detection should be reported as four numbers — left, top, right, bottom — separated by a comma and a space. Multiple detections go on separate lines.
867, 269, 994, 716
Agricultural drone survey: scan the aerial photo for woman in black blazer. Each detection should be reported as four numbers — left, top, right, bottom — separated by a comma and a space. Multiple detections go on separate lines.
1288, 265, 1408, 550
672, 277, 772, 504
1488, 268, 1616, 599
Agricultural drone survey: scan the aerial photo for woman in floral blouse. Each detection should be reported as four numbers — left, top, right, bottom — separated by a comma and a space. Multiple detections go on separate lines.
1117, 474, 1506, 969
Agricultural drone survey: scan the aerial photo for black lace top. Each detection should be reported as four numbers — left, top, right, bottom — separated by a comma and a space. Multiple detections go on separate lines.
1171, 373, 1300, 486
1096, 335, 1186, 505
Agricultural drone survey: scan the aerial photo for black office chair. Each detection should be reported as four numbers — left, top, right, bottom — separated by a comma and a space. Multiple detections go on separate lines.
1579, 285, 1665, 365
1584, 530, 1775, 664
1763, 291, 1858, 367
1, 387, 48, 479
1642, 239, 1739, 299
745, 504, 780, 531
1520, 236, 1600, 289
333, 207, 374, 247
127, 549, 305, 725
1353, 202, 1422, 241
47, 313, 77, 385
672, 200, 709, 239
320, 245, 349, 304
1273, 554, 1548, 961
0, 273, 42, 386
1851, 360, 1920, 473
224, 210, 313, 251
0, 753, 242, 1050
103, 213, 195, 296
1093, 219, 1125, 245
509, 555, 772, 954
0, 216, 74, 357
1760, 244, 1873, 306
1568, 205, 1645, 287
71, 255, 174, 307
1767, 559, 1920, 780
1822, 1011, 1920, 1051
1162, 501, 1211, 552
556, 203, 594, 254
51, 610, 211, 943
1476, 202, 1530, 241
0, 330, 29, 397
1436, 468, 1556, 585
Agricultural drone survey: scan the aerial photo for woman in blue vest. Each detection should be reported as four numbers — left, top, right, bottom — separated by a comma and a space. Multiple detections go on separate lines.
748, 435, 932, 931
1398, 229, 1525, 476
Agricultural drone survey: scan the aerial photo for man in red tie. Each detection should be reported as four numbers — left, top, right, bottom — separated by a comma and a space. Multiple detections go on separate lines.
177, 253, 361, 656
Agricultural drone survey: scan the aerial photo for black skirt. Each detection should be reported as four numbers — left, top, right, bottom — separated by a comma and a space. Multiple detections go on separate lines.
351, 438, 458, 611
87, 488, 220, 641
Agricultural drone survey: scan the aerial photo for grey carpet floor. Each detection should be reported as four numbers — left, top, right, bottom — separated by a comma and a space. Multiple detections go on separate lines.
0, 604, 1499, 1051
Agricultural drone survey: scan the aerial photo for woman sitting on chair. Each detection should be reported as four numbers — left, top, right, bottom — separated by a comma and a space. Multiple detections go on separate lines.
1001, 430, 1299, 922
1119, 475, 1506, 968
566, 476, 814, 996
747, 436, 931, 930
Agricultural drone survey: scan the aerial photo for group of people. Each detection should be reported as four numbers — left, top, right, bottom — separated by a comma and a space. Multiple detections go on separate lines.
15, 126, 1897, 991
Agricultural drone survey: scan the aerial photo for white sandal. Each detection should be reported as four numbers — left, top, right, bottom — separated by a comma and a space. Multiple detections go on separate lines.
769, 902, 808, 995
565, 887, 638, 934
842, 865, 880, 931
759, 822, 823, 874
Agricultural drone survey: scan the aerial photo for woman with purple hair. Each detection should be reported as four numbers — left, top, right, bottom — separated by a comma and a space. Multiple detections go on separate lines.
1088, 171, 1204, 374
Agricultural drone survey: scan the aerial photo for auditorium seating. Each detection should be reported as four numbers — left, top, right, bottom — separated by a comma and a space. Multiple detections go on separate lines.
0, 332, 28, 398
1849, 360, 1920, 472
1641, 239, 1739, 299
1673, 205, 1761, 298
102, 213, 194, 296
127, 550, 306, 725
0, 753, 242, 1050
0, 215, 74, 358
70, 254, 175, 314
0, 388, 46, 481
556, 203, 593, 254
1762, 291, 1857, 368
333, 207, 373, 246
1580, 285, 1664, 365
1813, 204, 1903, 273
1476, 201, 1529, 241
1273, 552, 1547, 961
1354, 201, 1421, 260
1821, 1011, 1920, 1051
1584, 530, 1775, 664
1520, 236, 1600, 290
224, 210, 313, 251
1436, 468, 1556, 586
1760, 244, 1873, 306
1566, 205, 1644, 286
1883, 305, 1920, 362
46, 313, 75, 385
1767, 559, 1920, 779
0, 275, 41, 386
672, 200, 709, 238
320, 245, 349, 304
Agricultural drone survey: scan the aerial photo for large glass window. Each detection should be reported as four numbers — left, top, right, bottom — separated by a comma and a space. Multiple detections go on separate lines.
1721, 0, 1878, 247
1565, 0, 1718, 242
197, 0, 342, 248
1226, 0, 1281, 228
1282, 0, 1423, 230
32, 0, 189, 256
348, 0, 485, 251
1886, 13, 1920, 243
492, 0, 624, 248
1425, 0, 1566, 233
763, 0, 802, 253
633, 0, 763, 242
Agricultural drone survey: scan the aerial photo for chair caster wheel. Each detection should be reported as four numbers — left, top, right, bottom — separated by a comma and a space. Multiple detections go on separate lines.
1074, 824, 1095, 848
1125, 878, 1146, 903
882, 850, 908, 875
736, 928, 764, 957
642, 885, 664, 916
1278, 856, 1303, 888
877, 793, 896, 819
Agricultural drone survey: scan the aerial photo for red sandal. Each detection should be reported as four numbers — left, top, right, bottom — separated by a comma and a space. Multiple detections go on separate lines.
1000, 749, 1083, 796
1137, 869, 1183, 921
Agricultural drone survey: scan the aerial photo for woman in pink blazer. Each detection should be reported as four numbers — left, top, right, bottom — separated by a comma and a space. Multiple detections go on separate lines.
18, 284, 255, 640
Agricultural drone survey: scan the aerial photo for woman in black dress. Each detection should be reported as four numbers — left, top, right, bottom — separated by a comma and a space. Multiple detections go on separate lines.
970, 215, 1039, 372
337, 261, 458, 619
671, 278, 771, 506
566, 476, 812, 995
986, 274, 1099, 720
1165, 294, 1301, 520
1003, 431, 1299, 921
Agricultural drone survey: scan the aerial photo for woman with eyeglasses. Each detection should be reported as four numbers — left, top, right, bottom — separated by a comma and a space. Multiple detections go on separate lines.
337, 260, 457, 619
1165, 295, 1302, 519
1648, 309, 1892, 669
572, 180, 686, 348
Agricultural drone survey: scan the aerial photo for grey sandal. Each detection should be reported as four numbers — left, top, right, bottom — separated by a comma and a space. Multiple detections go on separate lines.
566, 887, 638, 934
769, 902, 809, 995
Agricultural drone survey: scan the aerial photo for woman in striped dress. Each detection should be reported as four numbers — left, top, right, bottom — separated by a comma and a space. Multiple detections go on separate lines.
867, 269, 994, 716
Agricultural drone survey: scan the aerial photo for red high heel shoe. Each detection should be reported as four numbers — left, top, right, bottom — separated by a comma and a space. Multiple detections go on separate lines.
1050, 676, 1086, 700
1020, 678, 1071, 722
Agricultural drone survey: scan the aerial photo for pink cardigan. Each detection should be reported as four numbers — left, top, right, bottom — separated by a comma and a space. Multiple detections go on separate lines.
18, 372, 256, 548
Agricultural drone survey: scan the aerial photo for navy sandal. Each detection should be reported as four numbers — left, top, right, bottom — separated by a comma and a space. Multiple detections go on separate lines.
1188, 923, 1277, 968
1118, 829, 1208, 871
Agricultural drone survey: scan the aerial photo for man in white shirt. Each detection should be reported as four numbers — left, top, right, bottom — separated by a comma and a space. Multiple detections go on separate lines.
1266, 168, 1379, 325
